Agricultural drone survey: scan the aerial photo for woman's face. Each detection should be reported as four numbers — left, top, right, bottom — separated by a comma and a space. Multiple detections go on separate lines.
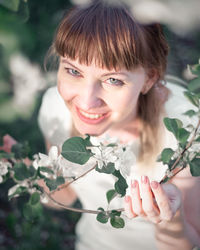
57, 57, 154, 136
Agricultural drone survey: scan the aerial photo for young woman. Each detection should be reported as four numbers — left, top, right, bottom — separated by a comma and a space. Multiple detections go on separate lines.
38, 1, 200, 249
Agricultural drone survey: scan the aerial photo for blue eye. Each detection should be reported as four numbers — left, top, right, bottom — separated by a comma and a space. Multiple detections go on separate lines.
107, 78, 124, 86
65, 68, 81, 77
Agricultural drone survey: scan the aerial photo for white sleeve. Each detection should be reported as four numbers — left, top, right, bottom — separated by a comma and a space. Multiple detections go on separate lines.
38, 86, 72, 148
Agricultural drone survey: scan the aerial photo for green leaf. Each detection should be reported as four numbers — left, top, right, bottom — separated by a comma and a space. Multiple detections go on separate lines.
189, 158, 200, 176
188, 77, 200, 94
107, 143, 117, 147
167, 159, 176, 171
160, 148, 174, 164
96, 162, 115, 174
113, 170, 128, 196
110, 216, 125, 228
0, 0, 20, 11
183, 109, 196, 117
84, 134, 93, 146
96, 212, 109, 224
110, 210, 121, 217
30, 192, 40, 205
11, 142, 30, 159
106, 189, 117, 204
163, 118, 190, 143
160, 176, 170, 183
189, 63, 200, 76
13, 162, 31, 181
97, 207, 104, 212
61, 137, 92, 165
45, 176, 65, 191
39, 167, 54, 175
177, 128, 190, 144
195, 136, 200, 142
23, 202, 43, 221
163, 118, 179, 137
184, 91, 199, 107
0, 151, 14, 159
28, 165, 37, 178
16, 0, 29, 22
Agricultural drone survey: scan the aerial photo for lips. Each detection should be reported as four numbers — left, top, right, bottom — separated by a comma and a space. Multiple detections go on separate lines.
76, 107, 109, 124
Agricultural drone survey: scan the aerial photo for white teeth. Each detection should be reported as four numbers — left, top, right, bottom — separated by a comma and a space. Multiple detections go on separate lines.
79, 109, 103, 119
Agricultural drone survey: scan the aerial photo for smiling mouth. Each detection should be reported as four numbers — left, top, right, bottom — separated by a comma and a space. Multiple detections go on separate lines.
76, 107, 109, 124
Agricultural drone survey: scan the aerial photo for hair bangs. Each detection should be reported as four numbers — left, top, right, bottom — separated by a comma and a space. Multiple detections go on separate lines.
54, 3, 146, 70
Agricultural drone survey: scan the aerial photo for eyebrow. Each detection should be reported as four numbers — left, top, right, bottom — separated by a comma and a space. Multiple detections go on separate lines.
61, 58, 128, 78
61, 59, 83, 73
101, 72, 128, 77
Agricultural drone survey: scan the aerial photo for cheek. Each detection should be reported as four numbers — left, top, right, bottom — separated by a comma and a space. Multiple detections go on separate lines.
107, 89, 140, 113
57, 78, 76, 102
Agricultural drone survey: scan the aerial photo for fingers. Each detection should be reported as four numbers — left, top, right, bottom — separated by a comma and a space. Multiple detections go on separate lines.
151, 181, 173, 221
124, 195, 137, 218
140, 176, 160, 223
130, 180, 145, 217
125, 176, 178, 224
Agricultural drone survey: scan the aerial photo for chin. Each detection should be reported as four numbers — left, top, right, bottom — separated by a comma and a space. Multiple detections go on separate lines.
75, 123, 109, 137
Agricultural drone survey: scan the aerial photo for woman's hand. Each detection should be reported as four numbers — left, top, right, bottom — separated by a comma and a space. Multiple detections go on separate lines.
124, 176, 182, 224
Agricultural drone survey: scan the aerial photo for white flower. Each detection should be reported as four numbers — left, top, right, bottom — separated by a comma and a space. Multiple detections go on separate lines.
40, 193, 49, 204
33, 146, 61, 178
89, 136, 136, 179
114, 146, 136, 179
38, 146, 59, 168
9, 54, 46, 111
0, 161, 11, 183
8, 181, 29, 198
90, 134, 119, 146
91, 145, 118, 169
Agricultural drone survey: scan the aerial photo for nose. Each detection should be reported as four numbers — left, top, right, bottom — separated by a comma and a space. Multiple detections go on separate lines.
78, 81, 104, 111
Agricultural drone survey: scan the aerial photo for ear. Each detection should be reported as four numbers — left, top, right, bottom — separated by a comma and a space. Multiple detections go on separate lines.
141, 69, 158, 95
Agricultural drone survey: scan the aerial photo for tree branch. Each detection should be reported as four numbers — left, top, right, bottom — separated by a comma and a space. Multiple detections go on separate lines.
50, 162, 98, 195
160, 118, 200, 183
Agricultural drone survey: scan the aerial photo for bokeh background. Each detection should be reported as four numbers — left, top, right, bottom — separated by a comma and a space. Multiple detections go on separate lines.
0, 0, 200, 249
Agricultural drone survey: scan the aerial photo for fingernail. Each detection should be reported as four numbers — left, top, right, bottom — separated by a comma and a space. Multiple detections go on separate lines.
125, 196, 130, 202
141, 175, 148, 184
131, 180, 137, 188
151, 181, 159, 189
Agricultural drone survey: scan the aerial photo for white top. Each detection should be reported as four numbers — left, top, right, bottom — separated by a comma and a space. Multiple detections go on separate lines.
38, 82, 196, 250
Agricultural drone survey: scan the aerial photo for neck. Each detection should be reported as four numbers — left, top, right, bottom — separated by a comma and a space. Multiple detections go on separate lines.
105, 119, 141, 144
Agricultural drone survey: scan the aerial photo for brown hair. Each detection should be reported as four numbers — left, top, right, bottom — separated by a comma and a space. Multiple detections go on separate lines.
49, 0, 170, 163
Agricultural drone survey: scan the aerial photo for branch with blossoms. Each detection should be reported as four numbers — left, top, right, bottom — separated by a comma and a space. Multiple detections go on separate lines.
1, 62, 200, 228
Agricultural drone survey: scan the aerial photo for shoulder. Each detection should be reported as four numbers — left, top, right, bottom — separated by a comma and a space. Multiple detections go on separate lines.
38, 86, 72, 146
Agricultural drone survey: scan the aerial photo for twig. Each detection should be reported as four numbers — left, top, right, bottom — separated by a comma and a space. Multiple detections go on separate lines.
44, 190, 99, 214
44, 189, 124, 214
41, 162, 126, 214
160, 118, 200, 183
50, 163, 98, 195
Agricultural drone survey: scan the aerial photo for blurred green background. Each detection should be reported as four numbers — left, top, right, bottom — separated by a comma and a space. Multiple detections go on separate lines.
0, 0, 200, 249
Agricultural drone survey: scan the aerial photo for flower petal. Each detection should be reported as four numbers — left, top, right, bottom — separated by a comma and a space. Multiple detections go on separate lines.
49, 146, 58, 161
